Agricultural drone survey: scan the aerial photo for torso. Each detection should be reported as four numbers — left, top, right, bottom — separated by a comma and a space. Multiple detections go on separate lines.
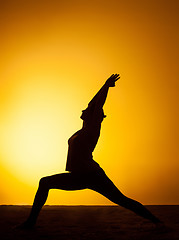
65, 123, 101, 172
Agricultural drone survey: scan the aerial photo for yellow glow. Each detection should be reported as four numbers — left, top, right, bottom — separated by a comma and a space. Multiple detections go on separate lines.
1, 75, 64, 184
0, 0, 178, 205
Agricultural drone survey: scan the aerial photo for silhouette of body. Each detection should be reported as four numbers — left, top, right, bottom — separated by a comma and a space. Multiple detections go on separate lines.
22, 74, 161, 228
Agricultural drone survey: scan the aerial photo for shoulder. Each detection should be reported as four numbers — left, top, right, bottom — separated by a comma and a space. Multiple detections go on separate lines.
92, 108, 106, 124
82, 107, 105, 126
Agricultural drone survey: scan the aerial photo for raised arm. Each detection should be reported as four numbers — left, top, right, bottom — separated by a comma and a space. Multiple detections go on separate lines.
88, 74, 120, 110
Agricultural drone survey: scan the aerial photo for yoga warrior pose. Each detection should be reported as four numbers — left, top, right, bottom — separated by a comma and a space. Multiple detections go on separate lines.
21, 74, 161, 228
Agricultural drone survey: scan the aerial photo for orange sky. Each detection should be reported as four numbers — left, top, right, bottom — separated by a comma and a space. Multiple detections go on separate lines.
0, 0, 178, 205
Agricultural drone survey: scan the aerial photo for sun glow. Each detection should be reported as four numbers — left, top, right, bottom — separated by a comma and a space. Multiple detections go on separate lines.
0, 0, 178, 205
0, 75, 71, 185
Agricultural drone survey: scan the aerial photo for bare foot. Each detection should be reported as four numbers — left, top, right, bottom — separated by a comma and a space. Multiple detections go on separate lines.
154, 222, 172, 233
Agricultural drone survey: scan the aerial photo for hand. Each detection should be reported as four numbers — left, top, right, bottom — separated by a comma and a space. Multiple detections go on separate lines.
105, 74, 120, 87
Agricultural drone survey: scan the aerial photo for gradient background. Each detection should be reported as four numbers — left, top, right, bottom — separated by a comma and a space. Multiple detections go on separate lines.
0, 0, 178, 205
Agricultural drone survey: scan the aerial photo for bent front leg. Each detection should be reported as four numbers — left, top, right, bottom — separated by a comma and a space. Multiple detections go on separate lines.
25, 172, 87, 226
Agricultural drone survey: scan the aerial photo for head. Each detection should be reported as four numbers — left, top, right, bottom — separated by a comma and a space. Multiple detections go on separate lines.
80, 107, 106, 124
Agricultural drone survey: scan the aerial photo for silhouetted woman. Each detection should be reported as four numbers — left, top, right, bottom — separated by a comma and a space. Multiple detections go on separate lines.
22, 74, 161, 228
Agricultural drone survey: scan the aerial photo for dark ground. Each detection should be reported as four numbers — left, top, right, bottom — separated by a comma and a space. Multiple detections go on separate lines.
0, 205, 179, 240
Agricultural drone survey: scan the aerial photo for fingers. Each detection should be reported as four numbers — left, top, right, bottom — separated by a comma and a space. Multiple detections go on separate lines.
112, 73, 120, 81
108, 74, 114, 79
106, 74, 120, 87
114, 73, 120, 78
109, 73, 120, 79
113, 74, 120, 78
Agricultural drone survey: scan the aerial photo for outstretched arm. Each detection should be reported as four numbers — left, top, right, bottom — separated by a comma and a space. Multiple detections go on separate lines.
88, 74, 120, 110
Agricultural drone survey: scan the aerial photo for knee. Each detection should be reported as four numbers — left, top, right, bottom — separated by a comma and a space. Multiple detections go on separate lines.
39, 176, 49, 189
